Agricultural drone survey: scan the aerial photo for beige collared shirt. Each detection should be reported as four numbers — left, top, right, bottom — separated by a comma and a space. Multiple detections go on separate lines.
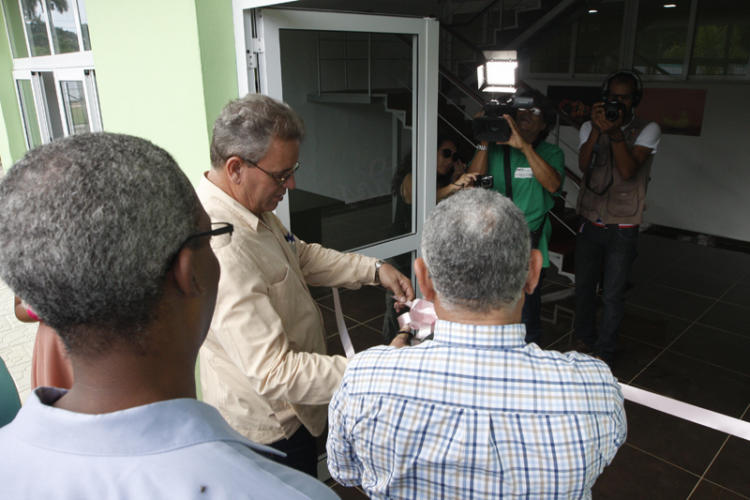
197, 175, 378, 444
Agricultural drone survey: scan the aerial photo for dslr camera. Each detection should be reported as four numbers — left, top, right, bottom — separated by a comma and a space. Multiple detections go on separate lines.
472, 95, 535, 143
474, 175, 494, 189
603, 100, 624, 122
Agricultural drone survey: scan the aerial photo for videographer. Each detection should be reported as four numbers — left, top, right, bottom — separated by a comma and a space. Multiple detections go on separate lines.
573, 70, 661, 366
467, 92, 565, 345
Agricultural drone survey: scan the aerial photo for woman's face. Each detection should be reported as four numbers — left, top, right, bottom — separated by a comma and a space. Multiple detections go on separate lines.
436, 141, 457, 176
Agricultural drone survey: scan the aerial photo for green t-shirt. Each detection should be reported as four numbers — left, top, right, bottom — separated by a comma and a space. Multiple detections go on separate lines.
486, 141, 565, 267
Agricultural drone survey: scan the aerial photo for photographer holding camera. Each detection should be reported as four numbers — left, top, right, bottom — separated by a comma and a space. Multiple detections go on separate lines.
468, 92, 565, 344
574, 70, 661, 366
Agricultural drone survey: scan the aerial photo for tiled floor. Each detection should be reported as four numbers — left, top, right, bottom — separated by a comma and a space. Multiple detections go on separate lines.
315, 232, 750, 499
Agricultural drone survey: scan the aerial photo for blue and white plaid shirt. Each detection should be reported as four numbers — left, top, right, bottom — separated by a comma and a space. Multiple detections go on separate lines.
327, 320, 626, 499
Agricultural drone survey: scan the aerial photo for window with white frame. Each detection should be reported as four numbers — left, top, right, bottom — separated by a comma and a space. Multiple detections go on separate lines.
2, 0, 101, 149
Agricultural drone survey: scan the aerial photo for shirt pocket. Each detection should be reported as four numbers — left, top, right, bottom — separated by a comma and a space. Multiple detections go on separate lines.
267, 266, 324, 352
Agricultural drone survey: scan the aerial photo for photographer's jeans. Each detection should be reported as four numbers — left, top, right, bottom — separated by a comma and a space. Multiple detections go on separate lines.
574, 220, 638, 362
522, 270, 545, 345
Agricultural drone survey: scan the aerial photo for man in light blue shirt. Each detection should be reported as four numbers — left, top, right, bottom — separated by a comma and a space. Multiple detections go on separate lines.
0, 133, 337, 499
327, 189, 625, 499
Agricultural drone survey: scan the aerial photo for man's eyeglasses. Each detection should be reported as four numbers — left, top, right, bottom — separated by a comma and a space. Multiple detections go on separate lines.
183, 222, 234, 250
242, 157, 301, 186
440, 149, 461, 161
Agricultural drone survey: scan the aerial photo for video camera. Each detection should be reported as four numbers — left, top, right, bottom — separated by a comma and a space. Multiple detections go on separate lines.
471, 95, 535, 143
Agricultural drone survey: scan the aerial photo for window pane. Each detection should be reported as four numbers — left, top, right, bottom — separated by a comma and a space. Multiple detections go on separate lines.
281, 29, 416, 251
39, 72, 64, 140
527, 23, 572, 74
635, 0, 690, 76
690, 0, 750, 76
2, 0, 29, 57
60, 80, 89, 135
47, 0, 79, 53
16, 79, 43, 148
76, 0, 90, 50
21, 0, 51, 56
574, 2, 624, 74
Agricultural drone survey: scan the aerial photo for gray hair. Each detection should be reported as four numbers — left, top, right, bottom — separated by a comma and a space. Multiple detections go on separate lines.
210, 94, 305, 168
421, 189, 530, 311
0, 133, 201, 354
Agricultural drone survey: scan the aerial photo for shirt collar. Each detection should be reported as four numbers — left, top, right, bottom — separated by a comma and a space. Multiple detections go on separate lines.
11, 387, 282, 457
432, 319, 527, 350
197, 173, 263, 232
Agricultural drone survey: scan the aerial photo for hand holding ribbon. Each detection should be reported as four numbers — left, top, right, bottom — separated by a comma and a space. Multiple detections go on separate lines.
396, 299, 437, 342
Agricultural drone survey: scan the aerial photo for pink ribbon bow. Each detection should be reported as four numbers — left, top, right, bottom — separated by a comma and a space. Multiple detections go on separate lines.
397, 299, 437, 341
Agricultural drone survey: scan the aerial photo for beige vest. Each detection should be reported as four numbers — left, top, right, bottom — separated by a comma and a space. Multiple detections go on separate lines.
577, 117, 654, 225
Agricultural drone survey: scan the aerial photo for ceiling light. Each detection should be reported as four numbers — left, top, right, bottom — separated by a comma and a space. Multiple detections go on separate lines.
588, 9, 598, 14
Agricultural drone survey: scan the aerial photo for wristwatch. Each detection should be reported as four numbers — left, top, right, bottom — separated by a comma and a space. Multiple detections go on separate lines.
374, 259, 386, 284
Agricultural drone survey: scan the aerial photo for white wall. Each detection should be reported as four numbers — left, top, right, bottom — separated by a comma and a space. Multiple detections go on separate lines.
530, 78, 750, 242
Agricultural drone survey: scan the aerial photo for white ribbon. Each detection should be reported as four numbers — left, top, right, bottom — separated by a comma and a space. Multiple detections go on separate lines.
620, 383, 750, 442
332, 288, 355, 359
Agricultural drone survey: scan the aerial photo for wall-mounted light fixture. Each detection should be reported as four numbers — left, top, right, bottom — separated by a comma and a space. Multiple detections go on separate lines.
663, 3, 677, 7
476, 50, 517, 93
588, 8, 599, 14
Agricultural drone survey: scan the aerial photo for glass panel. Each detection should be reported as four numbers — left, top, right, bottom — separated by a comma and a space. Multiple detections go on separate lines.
16, 79, 43, 148
39, 71, 64, 140
690, 0, 750, 76
21, 0, 51, 56
60, 80, 90, 134
527, 22, 572, 74
635, 0, 691, 76
2, 0, 29, 57
47, 0, 79, 53
76, 0, 90, 50
574, 1, 624, 74
280, 29, 415, 251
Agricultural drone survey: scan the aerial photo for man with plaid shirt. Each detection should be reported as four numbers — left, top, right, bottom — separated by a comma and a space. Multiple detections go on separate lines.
327, 189, 626, 499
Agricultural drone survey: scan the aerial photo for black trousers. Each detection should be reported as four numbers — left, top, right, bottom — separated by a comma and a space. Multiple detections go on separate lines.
266, 425, 319, 478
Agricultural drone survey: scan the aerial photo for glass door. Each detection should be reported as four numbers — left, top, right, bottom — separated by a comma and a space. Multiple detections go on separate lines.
245, 8, 439, 263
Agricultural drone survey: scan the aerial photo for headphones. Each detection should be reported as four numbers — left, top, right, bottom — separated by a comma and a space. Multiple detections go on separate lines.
601, 69, 643, 107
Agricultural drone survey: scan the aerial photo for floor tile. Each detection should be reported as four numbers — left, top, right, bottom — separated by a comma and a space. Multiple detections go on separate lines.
592, 444, 699, 499
623, 401, 727, 475
326, 324, 388, 357
689, 480, 749, 500
670, 323, 750, 376
318, 286, 388, 324
619, 304, 691, 348
318, 303, 357, 337
704, 423, 750, 497
328, 482, 369, 500
309, 285, 333, 300
363, 316, 389, 342
626, 283, 716, 322
631, 351, 750, 417
652, 266, 736, 298
722, 282, 750, 309
699, 301, 750, 338
609, 336, 663, 383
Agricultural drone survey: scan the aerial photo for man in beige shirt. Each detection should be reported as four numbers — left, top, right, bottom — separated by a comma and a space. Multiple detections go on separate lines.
198, 94, 414, 476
